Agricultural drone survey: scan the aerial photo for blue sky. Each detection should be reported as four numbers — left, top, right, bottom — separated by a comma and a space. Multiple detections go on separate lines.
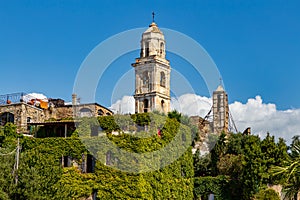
1, 0, 300, 110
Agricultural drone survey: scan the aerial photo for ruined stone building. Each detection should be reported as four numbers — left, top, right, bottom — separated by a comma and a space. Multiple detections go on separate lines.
190, 84, 230, 137
132, 21, 171, 114
212, 84, 229, 134
0, 93, 113, 135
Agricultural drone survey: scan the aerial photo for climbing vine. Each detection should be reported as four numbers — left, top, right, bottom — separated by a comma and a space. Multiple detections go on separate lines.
0, 114, 194, 199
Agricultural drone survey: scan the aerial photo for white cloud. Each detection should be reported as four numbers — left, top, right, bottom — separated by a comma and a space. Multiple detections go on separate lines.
110, 93, 212, 117
23, 93, 48, 102
110, 94, 300, 143
110, 96, 135, 114
171, 93, 211, 117
230, 96, 300, 144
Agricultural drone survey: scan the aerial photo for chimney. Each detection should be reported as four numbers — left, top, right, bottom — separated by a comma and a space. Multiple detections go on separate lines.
72, 94, 77, 106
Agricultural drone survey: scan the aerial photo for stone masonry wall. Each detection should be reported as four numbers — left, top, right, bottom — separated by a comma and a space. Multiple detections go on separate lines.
0, 103, 45, 132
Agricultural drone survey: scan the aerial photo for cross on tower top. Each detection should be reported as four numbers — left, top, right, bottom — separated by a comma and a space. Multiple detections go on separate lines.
152, 12, 155, 22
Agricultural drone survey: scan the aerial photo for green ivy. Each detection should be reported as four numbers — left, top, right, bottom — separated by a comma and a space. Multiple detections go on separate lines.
0, 113, 195, 199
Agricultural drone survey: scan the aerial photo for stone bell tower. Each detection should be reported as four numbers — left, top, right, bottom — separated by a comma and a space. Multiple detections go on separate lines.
132, 20, 171, 114
212, 84, 229, 134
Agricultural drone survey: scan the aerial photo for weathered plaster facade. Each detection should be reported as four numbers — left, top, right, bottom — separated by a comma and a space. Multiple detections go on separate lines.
132, 22, 171, 114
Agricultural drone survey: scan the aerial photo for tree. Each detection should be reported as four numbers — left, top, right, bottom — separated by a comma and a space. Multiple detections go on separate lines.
271, 142, 300, 199
254, 188, 280, 200
209, 132, 288, 199
217, 154, 244, 177
193, 151, 212, 177
0, 151, 15, 200
3, 123, 17, 138
167, 110, 181, 123
210, 132, 227, 176
261, 133, 288, 184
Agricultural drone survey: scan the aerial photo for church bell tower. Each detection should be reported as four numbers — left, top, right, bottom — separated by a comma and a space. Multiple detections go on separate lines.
212, 84, 229, 134
132, 20, 171, 114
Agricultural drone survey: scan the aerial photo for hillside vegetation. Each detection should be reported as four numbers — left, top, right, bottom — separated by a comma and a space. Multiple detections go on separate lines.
0, 112, 299, 199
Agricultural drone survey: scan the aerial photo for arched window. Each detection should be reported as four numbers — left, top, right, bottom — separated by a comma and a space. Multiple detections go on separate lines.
161, 100, 164, 111
143, 99, 149, 113
142, 71, 149, 87
160, 71, 166, 87
97, 109, 104, 116
160, 42, 164, 55
79, 108, 93, 117
145, 42, 150, 57
0, 112, 14, 126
